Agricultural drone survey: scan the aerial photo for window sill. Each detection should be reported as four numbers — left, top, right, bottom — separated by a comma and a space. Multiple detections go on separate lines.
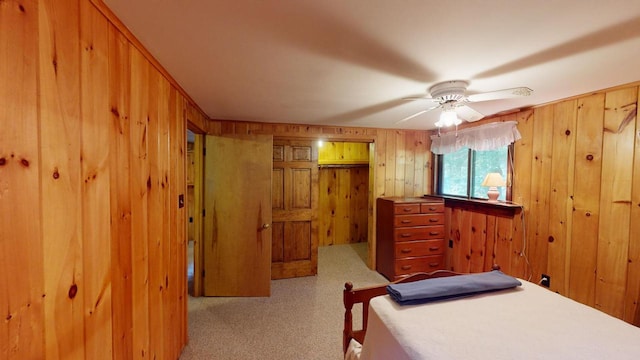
426, 195, 523, 218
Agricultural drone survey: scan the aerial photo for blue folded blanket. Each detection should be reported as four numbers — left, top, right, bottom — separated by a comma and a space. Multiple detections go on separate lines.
386, 270, 522, 305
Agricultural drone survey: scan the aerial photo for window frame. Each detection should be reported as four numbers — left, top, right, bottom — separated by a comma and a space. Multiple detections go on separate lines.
434, 144, 513, 202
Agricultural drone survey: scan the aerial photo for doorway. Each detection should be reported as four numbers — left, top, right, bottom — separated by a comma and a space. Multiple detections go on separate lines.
186, 136, 375, 297
186, 129, 203, 297
317, 141, 371, 266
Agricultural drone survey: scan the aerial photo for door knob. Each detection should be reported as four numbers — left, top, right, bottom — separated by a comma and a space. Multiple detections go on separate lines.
262, 223, 270, 229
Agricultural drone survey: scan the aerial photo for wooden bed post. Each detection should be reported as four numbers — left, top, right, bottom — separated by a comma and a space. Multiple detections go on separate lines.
343, 282, 355, 353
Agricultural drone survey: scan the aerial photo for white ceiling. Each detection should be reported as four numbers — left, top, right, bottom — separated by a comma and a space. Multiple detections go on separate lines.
103, 0, 640, 130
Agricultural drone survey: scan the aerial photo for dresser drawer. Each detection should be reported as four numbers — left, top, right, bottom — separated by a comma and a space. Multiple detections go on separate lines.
421, 203, 444, 213
393, 203, 421, 215
394, 255, 445, 276
395, 239, 445, 258
394, 214, 444, 227
394, 225, 445, 241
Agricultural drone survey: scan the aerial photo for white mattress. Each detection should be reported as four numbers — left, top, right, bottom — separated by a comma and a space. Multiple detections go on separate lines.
356, 280, 640, 360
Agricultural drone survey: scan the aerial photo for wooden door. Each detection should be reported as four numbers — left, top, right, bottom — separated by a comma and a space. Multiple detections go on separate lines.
203, 134, 272, 296
271, 139, 319, 279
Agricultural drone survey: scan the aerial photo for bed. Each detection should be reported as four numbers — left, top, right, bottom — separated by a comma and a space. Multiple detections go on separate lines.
343, 269, 640, 360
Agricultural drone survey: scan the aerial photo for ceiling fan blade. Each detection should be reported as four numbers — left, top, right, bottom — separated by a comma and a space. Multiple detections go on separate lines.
395, 105, 438, 124
455, 105, 485, 122
402, 96, 439, 103
396, 110, 428, 124
466, 87, 533, 102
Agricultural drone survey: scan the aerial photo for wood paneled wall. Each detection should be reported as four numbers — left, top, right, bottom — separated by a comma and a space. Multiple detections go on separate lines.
1, 0, 198, 358
446, 206, 527, 279
318, 167, 369, 246
446, 83, 640, 326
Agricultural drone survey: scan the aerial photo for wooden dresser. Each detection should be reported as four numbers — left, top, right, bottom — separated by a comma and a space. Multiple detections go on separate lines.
376, 196, 446, 281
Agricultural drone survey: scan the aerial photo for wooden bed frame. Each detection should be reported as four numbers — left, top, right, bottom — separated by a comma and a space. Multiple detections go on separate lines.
342, 269, 463, 353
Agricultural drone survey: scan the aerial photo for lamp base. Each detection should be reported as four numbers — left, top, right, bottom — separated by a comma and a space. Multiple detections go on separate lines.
486, 187, 499, 202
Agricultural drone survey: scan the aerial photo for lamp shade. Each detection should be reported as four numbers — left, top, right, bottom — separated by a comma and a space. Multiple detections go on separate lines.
481, 173, 506, 187
481, 173, 505, 202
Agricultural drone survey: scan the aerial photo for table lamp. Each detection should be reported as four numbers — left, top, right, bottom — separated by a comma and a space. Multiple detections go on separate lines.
481, 173, 506, 202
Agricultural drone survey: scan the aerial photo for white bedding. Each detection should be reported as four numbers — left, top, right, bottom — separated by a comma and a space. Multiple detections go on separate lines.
353, 280, 640, 360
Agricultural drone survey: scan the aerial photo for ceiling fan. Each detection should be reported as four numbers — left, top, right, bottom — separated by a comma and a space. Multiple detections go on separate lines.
399, 80, 532, 126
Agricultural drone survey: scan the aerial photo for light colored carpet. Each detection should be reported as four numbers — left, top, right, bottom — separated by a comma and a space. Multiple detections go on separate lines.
180, 243, 386, 360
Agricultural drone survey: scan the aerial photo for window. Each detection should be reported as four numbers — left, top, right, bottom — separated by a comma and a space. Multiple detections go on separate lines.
437, 145, 510, 201
431, 121, 520, 202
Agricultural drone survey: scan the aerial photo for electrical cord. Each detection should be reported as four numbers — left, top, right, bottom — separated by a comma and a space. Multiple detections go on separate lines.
520, 208, 533, 282
506, 147, 533, 281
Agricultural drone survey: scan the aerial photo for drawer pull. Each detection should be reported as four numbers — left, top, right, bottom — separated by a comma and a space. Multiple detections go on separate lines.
401, 265, 412, 270
428, 262, 440, 267
429, 218, 439, 223
403, 208, 413, 212
400, 248, 412, 253
401, 220, 412, 224
400, 233, 411, 238
429, 231, 440, 236
428, 207, 437, 211
429, 246, 440, 251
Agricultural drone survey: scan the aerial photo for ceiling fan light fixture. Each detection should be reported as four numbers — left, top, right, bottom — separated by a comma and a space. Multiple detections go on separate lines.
435, 107, 461, 128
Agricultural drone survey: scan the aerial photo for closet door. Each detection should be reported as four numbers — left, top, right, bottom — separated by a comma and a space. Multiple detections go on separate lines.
271, 139, 318, 279
203, 134, 272, 296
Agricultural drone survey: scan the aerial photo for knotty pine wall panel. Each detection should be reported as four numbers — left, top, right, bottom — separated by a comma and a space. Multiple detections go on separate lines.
80, 1, 113, 357
494, 216, 515, 275
2, 1, 194, 358
445, 82, 640, 327
547, 100, 577, 295
510, 110, 533, 278
627, 89, 640, 326
318, 168, 338, 246
596, 87, 637, 319
527, 105, 554, 284
173, 86, 189, 353
129, 45, 152, 359
568, 94, 604, 306
39, 0, 86, 358
1, 1, 44, 359
108, 21, 135, 359
147, 62, 166, 360
318, 167, 369, 246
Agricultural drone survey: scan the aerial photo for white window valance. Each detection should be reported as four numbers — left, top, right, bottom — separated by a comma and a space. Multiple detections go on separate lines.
430, 121, 521, 154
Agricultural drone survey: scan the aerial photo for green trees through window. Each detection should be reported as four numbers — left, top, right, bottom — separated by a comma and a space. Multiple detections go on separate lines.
439, 146, 509, 201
